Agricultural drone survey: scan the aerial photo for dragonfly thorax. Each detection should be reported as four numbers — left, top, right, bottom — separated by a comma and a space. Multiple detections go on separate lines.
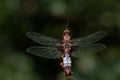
64, 48, 71, 54
62, 41, 71, 54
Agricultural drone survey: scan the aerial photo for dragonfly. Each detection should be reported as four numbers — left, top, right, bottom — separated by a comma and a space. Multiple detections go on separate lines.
26, 26, 107, 77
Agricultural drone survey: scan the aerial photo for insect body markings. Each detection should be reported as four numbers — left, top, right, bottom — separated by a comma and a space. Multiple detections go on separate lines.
60, 28, 73, 76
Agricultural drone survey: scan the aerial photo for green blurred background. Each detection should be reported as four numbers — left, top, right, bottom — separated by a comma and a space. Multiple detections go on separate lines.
0, 0, 120, 80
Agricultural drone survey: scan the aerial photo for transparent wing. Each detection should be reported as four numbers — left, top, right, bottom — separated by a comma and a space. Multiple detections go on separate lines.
71, 43, 106, 57
26, 32, 62, 46
71, 31, 107, 46
26, 46, 62, 59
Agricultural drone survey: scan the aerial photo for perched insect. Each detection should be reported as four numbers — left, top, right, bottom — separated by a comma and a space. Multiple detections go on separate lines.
26, 25, 107, 77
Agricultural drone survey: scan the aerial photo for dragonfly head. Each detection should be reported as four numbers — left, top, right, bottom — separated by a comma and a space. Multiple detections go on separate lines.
64, 28, 70, 35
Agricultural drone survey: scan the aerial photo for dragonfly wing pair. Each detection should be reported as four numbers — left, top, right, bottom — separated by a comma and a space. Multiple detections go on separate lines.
26, 32, 62, 59
70, 31, 107, 57
26, 31, 107, 59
